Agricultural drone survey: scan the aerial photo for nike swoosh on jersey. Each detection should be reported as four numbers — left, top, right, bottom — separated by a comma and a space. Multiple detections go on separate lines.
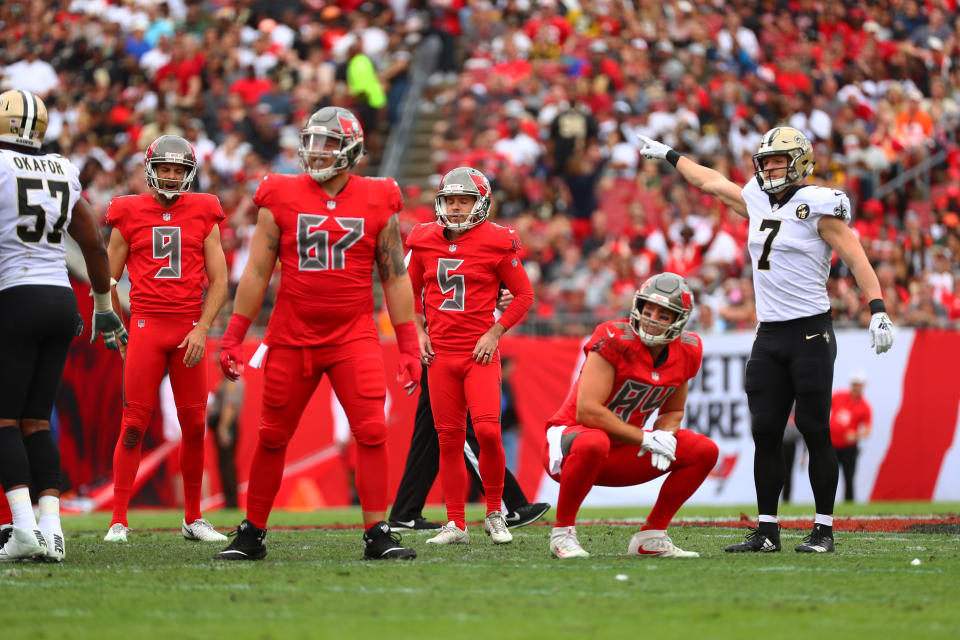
805, 334, 820, 340
606, 327, 615, 338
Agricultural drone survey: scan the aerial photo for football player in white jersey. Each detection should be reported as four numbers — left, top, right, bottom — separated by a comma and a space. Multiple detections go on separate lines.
0, 89, 127, 562
638, 127, 893, 554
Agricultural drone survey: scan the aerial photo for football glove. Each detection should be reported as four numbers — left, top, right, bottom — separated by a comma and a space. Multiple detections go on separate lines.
91, 310, 128, 350
636, 134, 672, 160
868, 312, 894, 355
219, 314, 252, 381
639, 430, 677, 470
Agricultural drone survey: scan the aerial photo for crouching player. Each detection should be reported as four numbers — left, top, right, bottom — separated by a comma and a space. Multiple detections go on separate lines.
543, 273, 718, 558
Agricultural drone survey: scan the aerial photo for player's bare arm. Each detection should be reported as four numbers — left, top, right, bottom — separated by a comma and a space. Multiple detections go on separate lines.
178, 225, 228, 367
70, 197, 128, 350
818, 215, 883, 301
376, 213, 416, 324
636, 134, 748, 218
650, 381, 689, 435
233, 207, 280, 319
106, 227, 130, 358
575, 352, 646, 447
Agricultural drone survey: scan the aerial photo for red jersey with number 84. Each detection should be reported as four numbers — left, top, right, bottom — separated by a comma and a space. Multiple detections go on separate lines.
106, 193, 224, 316
253, 173, 403, 347
547, 320, 702, 438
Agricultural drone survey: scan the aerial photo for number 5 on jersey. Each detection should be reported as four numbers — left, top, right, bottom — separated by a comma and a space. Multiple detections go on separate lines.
438, 258, 465, 311
757, 219, 781, 271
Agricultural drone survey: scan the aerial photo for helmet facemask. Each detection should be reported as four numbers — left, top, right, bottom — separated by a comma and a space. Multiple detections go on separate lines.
629, 273, 694, 346
144, 135, 198, 198
298, 129, 362, 182
435, 167, 492, 231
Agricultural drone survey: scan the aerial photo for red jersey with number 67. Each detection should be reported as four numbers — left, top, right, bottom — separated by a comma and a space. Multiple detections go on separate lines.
406, 220, 533, 353
253, 173, 403, 347
547, 320, 703, 439
106, 192, 224, 316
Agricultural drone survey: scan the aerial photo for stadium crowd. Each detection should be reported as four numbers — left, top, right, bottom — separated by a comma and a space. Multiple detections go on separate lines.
4, 0, 960, 336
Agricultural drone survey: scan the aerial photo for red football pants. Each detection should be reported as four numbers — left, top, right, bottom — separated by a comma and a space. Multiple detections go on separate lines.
112, 314, 207, 526
245, 341, 389, 529
428, 351, 504, 529
544, 426, 719, 528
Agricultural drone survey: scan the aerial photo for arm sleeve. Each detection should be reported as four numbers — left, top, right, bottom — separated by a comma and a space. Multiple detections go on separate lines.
494, 252, 533, 331
812, 190, 852, 226
210, 195, 227, 231
104, 199, 125, 239
252, 175, 272, 209
585, 324, 621, 366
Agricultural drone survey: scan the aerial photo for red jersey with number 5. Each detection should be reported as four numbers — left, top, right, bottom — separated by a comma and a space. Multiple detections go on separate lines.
547, 320, 703, 438
106, 192, 224, 316
253, 173, 403, 347
406, 220, 533, 353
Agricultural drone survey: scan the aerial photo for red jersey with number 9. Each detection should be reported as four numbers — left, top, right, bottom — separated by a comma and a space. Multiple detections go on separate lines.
547, 320, 703, 439
406, 220, 532, 353
106, 192, 224, 316
253, 173, 403, 347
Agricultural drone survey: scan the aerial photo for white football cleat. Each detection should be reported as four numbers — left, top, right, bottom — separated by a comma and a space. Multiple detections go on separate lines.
104, 523, 129, 543
425, 521, 469, 545
182, 518, 228, 542
483, 511, 513, 544
41, 531, 65, 562
549, 526, 590, 559
627, 530, 699, 558
0, 527, 47, 562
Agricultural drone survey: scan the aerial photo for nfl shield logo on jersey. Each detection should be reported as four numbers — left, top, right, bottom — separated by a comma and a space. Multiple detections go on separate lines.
162, 213, 171, 221
796, 204, 809, 219
652, 372, 660, 382
327, 201, 337, 209
138, 319, 145, 328
449, 244, 457, 252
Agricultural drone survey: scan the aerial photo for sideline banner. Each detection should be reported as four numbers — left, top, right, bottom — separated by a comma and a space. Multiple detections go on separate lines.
57, 286, 959, 509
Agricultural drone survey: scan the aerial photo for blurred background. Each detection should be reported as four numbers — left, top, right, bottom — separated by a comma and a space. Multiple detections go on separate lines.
5, 0, 958, 511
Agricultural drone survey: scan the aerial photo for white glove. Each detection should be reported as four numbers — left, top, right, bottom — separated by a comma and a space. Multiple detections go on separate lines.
639, 430, 677, 471
868, 312, 894, 355
636, 134, 672, 160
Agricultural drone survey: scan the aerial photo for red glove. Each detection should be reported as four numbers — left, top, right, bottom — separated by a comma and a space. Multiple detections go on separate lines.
219, 314, 252, 380
395, 321, 422, 396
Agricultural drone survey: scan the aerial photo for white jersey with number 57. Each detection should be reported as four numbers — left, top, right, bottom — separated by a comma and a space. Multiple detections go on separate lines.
0, 148, 82, 292
742, 179, 852, 322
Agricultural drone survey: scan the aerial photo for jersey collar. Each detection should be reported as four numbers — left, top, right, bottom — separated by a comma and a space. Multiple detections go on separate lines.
767, 184, 808, 210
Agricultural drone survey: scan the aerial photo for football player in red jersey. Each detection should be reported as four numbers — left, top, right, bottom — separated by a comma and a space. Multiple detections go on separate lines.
103, 135, 229, 544
543, 273, 719, 558
406, 167, 534, 546
215, 107, 421, 561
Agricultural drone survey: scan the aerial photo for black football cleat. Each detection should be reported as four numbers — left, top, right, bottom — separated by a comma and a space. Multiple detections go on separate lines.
724, 526, 781, 552
505, 502, 551, 529
795, 524, 835, 553
364, 521, 416, 560
215, 520, 267, 560
388, 517, 442, 531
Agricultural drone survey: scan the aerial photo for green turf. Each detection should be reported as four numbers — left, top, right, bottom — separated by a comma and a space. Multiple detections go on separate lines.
3, 504, 958, 639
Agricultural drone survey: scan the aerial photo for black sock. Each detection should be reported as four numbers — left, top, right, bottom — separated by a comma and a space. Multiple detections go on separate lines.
0, 426, 31, 490
23, 430, 62, 492
814, 523, 833, 537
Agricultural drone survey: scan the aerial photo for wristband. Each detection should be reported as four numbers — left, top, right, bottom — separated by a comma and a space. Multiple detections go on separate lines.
666, 149, 682, 167
93, 291, 113, 313
868, 299, 887, 315
221, 313, 252, 348
394, 321, 419, 358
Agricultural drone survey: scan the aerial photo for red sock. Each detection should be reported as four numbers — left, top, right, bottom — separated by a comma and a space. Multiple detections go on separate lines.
111, 437, 143, 527
0, 490, 11, 526
245, 443, 286, 530
354, 441, 388, 513
437, 426, 468, 529
555, 430, 609, 527
473, 420, 505, 514
178, 406, 205, 523
644, 434, 719, 529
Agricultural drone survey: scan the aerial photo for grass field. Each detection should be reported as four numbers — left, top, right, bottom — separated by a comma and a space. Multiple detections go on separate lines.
3, 502, 958, 640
